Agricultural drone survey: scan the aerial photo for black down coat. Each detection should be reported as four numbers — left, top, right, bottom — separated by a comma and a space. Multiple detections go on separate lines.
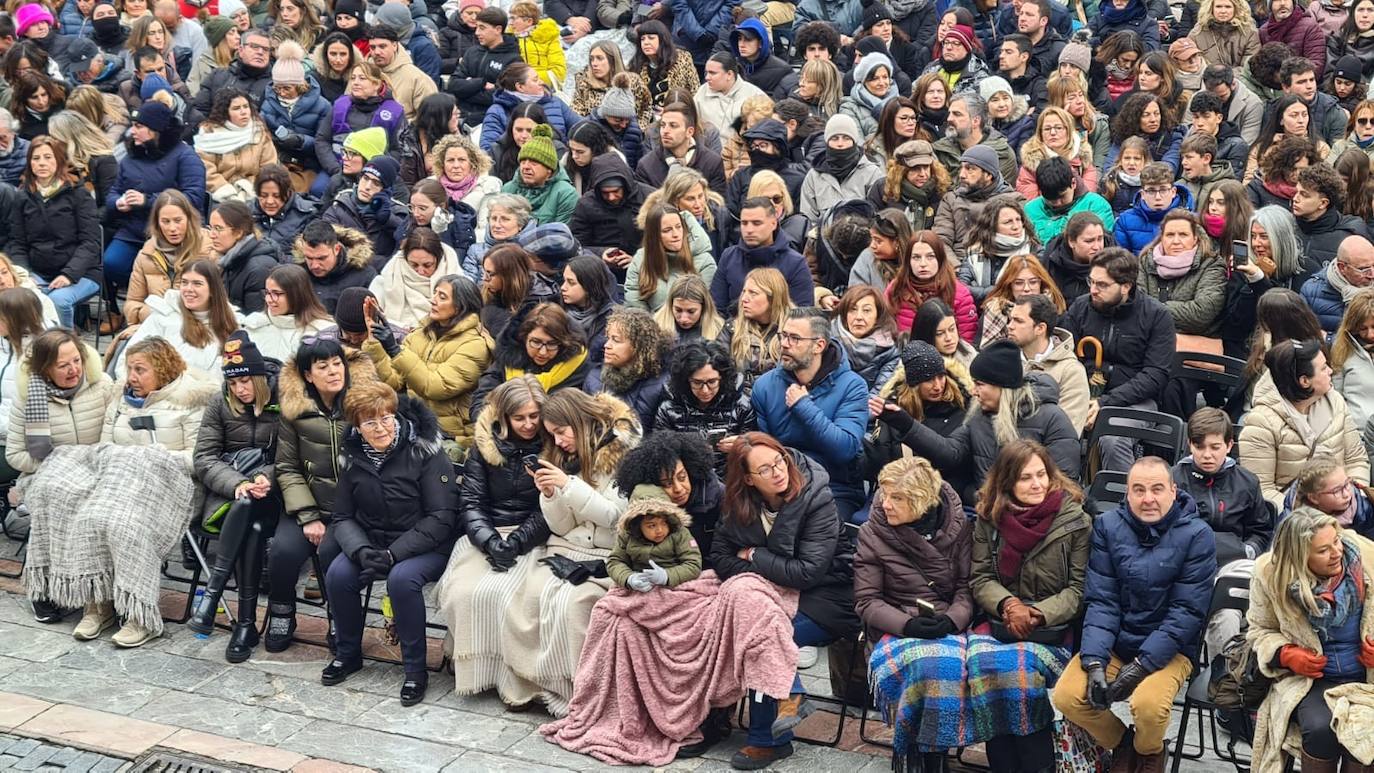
710, 449, 860, 639
219, 234, 283, 315
252, 194, 318, 248
331, 394, 460, 562
6, 181, 102, 285
191, 361, 282, 522
460, 399, 550, 556
569, 154, 649, 265
653, 372, 757, 475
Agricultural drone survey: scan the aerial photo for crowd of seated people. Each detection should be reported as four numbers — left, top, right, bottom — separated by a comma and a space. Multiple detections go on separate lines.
3, 0, 1374, 769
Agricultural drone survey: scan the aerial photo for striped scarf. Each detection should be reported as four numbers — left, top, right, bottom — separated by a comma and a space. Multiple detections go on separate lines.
24, 375, 83, 463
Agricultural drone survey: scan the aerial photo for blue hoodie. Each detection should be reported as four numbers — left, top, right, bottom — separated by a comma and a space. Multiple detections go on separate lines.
1113, 183, 1194, 255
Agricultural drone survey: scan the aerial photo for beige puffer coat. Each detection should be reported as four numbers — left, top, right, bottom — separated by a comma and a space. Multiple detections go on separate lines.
1026, 328, 1092, 435
123, 232, 214, 325
1239, 372, 1371, 511
378, 48, 438, 121
197, 120, 280, 202
101, 367, 220, 473
1246, 534, 1374, 773
539, 393, 642, 551
1188, 21, 1259, 69
4, 342, 116, 474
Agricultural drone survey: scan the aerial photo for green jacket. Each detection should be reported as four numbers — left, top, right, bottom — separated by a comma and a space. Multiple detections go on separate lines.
970, 495, 1091, 627
606, 497, 703, 588
1179, 162, 1236, 211
1025, 190, 1116, 244
1138, 250, 1228, 337
501, 167, 578, 228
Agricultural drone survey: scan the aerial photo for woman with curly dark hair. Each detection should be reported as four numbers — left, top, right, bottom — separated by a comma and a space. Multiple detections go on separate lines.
614, 429, 724, 555
631, 20, 700, 109
196, 87, 279, 203
1245, 93, 1328, 182
586, 307, 670, 431
655, 339, 757, 476
1104, 92, 1184, 174
12, 69, 64, 140
1245, 135, 1321, 210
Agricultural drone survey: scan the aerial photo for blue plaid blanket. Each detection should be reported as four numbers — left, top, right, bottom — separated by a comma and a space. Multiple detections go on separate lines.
870, 633, 1069, 761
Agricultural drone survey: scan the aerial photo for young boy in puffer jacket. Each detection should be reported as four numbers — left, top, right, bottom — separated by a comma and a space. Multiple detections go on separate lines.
606, 484, 702, 592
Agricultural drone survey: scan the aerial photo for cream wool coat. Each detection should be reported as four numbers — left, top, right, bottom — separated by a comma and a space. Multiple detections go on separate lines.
4, 342, 116, 475
114, 293, 242, 382
1239, 371, 1370, 512
1246, 534, 1374, 773
240, 309, 332, 365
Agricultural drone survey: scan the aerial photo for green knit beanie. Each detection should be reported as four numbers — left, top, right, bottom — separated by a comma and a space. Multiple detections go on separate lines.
517, 124, 558, 173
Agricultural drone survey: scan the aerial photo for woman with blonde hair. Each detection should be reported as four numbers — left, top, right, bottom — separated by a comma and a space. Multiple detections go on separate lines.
1048, 74, 1110, 168
1330, 100, 1374, 167
314, 61, 405, 178
122, 15, 184, 87
0, 252, 57, 325
718, 268, 793, 388
1188, 0, 1258, 68
46, 109, 117, 202
1245, 510, 1374, 773
791, 58, 842, 120
124, 190, 211, 325
626, 204, 716, 312
650, 166, 729, 256
65, 85, 128, 151
187, 12, 240, 94
1015, 106, 1098, 198
652, 274, 724, 341
427, 133, 500, 231
1330, 289, 1374, 431
571, 40, 651, 123
722, 94, 776, 181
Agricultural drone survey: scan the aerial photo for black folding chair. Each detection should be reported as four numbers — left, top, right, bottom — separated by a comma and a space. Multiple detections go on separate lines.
1084, 471, 1129, 517
1169, 574, 1253, 773
1085, 407, 1188, 475
1171, 352, 1246, 413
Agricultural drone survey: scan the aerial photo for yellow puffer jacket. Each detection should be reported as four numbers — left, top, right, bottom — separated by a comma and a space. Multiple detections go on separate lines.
363, 313, 494, 444
517, 18, 567, 89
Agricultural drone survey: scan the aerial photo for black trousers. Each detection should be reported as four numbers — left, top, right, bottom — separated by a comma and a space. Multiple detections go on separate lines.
984, 727, 1055, 772
1297, 675, 1363, 759
267, 517, 340, 605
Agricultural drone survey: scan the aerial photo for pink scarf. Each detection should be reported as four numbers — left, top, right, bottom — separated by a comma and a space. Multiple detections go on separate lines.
1152, 243, 1197, 280
440, 173, 477, 205
1202, 214, 1225, 238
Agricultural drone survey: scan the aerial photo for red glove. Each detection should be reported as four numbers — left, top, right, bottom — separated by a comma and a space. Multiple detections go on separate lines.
1360, 637, 1374, 669
1279, 645, 1328, 679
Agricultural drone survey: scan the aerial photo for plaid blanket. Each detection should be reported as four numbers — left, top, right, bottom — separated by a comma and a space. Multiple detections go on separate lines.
20, 443, 195, 634
870, 633, 1069, 766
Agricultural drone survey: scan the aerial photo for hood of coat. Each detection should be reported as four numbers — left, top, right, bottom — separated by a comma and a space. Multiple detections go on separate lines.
582, 392, 643, 481
142, 366, 220, 410
616, 490, 694, 537
291, 224, 375, 275
16, 339, 108, 404
472, 397, 544, 466
730, 18, 774, 64
586, 154, 639, 207
279, 346, 380, 421
741, 118, 790, 156
342, 392, 442, 460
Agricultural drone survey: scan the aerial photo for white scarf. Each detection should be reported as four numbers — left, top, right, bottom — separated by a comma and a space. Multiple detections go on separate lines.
374, 246, 460, 330
193, 121, 260, 156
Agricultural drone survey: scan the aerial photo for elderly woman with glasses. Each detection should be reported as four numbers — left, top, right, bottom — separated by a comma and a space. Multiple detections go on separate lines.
321, 380, 457, 707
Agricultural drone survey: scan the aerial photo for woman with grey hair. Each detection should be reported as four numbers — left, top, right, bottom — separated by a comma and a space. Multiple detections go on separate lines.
461, 193, 536, 284
361, 272, 493, 447
1220, 205, 1320, 360
1245, 508, 1374, 773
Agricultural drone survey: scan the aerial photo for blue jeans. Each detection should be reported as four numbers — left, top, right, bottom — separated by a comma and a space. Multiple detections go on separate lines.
33, 275, 100, 328
325, 550, 448, 675
102, 238, 142, 291
746, 611, 834, 747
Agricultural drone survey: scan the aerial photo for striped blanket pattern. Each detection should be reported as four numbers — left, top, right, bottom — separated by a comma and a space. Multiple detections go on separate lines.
870, 633, 1069, 757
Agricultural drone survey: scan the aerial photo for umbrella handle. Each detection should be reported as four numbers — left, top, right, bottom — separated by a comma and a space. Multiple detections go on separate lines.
1076, 336, 1104, 369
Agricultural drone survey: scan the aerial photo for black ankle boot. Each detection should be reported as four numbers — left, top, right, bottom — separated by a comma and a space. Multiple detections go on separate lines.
225, 584, 260, 663
263, 602, 296, 652
189, 571, 232, 635
400, 672, 428, 706
676, 707, 732, 759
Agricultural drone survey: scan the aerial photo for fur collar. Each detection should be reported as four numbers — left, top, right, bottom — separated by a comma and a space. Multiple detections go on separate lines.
279, 347, 379, 421
291, 224, 375, 272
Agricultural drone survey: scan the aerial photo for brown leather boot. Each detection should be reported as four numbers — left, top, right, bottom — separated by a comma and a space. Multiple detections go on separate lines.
1135, 750, 1167, 773
1109, 729, 1136, 773
1303, 751, 1340, 772
98, 311, 123, 335
1343, 753, 1374, 773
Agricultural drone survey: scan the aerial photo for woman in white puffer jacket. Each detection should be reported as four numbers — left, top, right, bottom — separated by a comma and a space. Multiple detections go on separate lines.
240, 264, 331, 364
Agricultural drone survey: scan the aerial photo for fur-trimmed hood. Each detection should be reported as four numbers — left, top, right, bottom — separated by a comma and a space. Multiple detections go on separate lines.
585, 391, 643, 482
616, 483, 693, 536
471, 397, 540, 466
279, 347, 379, 421
291, 224, 375, 274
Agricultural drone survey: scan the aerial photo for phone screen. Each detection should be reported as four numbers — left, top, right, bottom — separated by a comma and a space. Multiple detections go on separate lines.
1231, 240, 1249, 266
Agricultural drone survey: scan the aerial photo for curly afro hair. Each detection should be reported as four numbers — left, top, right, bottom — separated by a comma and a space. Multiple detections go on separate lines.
614, 430, 715, 499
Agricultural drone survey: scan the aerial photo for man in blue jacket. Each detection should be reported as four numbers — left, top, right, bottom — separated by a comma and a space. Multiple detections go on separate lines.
751, 308, 869, 520
710, 197, 815, 313
1052, 457, 1216, 773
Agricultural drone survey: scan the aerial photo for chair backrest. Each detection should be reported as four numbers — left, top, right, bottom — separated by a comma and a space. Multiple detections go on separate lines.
1085, 470, 1128, 516
1086, 407, 1188, 464
1172, 351, 1247, 408
1208, 573, 1251, 619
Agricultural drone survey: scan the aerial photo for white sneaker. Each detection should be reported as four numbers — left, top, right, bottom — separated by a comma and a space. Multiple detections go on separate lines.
72, 602, 115, 641
797, 646, 819, 669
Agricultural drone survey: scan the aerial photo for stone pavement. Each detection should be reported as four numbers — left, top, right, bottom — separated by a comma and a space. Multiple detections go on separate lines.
0, 530, 1242, 773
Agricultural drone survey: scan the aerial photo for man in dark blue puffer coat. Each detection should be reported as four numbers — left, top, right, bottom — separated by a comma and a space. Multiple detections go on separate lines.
1052, 457, 1217, 773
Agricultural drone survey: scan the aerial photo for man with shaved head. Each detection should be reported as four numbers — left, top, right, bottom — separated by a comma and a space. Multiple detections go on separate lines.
1301, 234, 1374, 333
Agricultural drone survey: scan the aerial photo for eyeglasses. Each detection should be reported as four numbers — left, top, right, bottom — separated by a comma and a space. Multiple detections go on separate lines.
359, 414, 396, 432
342, 148, 363, 159
1316, 479, 1353, 498
264, 289, 286, 299
1088, 279, 1118, 291
526, 337, 560, 353
768, 194, 785, 205
1142, 187, 1174, 196
1359, 117, 1374, 126
1339, 259, 1374, 278
1011, 278, 1041, 290
689, 377, 720, 391
241, 41, 270, 52
778, 332, 819, 346
209, 224, 235, 234
749, 453, 788, 479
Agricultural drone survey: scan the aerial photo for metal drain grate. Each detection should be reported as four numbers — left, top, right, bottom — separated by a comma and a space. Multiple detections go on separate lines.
129, 751, 253, 773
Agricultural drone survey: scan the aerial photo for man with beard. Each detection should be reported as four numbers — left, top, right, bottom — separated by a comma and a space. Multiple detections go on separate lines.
635, 101, 726, 194
933, 144, 1022, 259
1061, 247, 1176, 471
751, 307, 869, 520
710, 197, 814, 314
931, 93, 1017, 187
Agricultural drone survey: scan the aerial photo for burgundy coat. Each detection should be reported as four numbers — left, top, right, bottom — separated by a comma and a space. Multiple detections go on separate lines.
1260, 5, 1327, 79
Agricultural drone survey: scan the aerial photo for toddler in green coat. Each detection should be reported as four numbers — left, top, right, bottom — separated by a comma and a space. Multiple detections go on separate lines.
606, 484, 703, 592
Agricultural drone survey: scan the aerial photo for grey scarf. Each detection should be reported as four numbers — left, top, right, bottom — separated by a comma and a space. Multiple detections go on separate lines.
24, 375, 84, 463
1327, 260, 1366, 303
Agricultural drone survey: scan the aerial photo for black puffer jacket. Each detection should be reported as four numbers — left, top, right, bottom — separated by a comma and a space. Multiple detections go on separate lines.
437, 13, 477, 75
193, 59, 272, 115
892, 374, 1083, 502
6, 182, 102, 285
219, 234, 282, 314
1171, 456, 1273, 566
252, 194, 318, 247
296, 225, 380, 314
468, 303, 592, 420
724, 120, 809, 241
321, 191, 410, 267
1297, 206, 1370, 268
191, 362, 281, 522
654, 372, 757, 474
1042, 233, 1095, 303
710, 450, 860, 639
461, 400, 549, 556
332, 395, 460, 562
569, 154, 649, 267
1061, 288, 1176, 409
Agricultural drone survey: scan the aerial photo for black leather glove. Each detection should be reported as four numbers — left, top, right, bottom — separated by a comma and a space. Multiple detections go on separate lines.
617, 9, 632, 24
540, 555, 592, 584
372, 317, 401, 357
505, 530, 526, 556
1108, 659, 1148, 702
487, 536, 516, 562
878, 404, 915, 435
1086, 662, 1110, 710
486, 550, 517, 572
902, 614, 955, 639
278, 132, 306, 151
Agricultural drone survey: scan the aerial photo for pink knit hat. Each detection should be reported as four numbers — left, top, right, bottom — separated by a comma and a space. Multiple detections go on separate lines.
14, 4, 54, 37
942, 23, 980, 54
459, 0, 484, 10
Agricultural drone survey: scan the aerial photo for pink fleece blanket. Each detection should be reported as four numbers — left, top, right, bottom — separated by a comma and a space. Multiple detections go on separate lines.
538, 571, 801, 765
